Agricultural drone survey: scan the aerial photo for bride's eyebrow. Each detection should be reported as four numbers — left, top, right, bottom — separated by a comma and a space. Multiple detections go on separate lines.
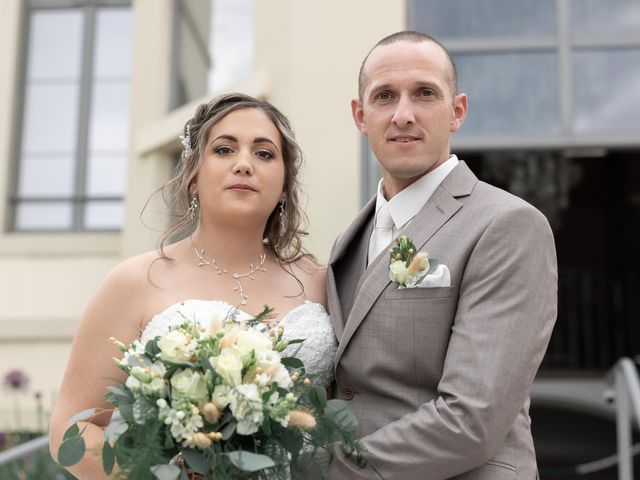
253, 137, 279, 152
211, 134, 237, 144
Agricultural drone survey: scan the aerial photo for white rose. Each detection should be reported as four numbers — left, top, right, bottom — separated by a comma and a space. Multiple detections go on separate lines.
125, 375, 141, 392
211, 384, 232, 410
157, 330, 192, 363
235, 329, 272, 354
210, 349, 243, 386
270, 364, 293, 389
170, 369, 208, 405
230, 384, 264, 435
389, 260, 409, 285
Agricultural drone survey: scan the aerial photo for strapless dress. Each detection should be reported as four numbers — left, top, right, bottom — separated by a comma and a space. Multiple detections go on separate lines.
140, 299, 337, 387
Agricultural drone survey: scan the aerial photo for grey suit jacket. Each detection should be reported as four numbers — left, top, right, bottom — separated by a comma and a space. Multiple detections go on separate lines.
325, 162, 557, 479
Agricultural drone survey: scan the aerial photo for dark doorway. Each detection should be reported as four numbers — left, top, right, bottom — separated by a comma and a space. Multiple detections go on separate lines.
464, 150, 640, 372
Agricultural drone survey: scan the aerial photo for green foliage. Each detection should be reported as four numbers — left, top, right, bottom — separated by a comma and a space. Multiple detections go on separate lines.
0, 444, 77, 480
226, 450, 275, 472
112, 420, 172, 480
57, 435, 86, 466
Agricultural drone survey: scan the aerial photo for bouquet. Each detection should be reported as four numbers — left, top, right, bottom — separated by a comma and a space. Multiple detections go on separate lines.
57, 307, 370, 479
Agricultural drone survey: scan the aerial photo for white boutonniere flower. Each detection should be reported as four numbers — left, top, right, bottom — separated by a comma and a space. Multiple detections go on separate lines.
389, 235, 441, 288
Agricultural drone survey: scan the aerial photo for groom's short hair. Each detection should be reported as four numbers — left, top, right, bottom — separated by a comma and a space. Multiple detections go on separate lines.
358, 31, 458, 100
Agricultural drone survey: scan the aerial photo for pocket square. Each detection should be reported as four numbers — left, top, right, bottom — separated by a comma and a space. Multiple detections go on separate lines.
402, 263, 451, 288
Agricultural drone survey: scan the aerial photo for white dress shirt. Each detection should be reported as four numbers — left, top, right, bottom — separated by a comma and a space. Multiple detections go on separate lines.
367, 155, 460, 264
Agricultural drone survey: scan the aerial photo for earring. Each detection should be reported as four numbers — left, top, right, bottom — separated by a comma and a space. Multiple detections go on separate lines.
188, 191, 199, 220
278, 200, 286, 234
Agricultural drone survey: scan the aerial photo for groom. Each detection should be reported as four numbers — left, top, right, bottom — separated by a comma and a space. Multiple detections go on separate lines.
325, 31, 557, 478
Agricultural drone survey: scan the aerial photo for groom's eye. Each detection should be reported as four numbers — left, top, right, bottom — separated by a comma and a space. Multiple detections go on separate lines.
376, 91, 392, 101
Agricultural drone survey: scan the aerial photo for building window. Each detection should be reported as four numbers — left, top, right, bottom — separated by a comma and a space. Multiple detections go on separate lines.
11, 1, 132, 232
408, 0, 640, 147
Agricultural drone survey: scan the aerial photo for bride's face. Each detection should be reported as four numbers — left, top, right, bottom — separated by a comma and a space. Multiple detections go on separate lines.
195, 108, 286, 225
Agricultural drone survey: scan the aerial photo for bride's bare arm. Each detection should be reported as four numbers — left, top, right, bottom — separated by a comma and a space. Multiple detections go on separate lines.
49, 256, 150, 479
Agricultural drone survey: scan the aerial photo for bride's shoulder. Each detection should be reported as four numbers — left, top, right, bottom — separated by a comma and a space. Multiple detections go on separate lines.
287, 255, 327, 305
100, 246, 180, 298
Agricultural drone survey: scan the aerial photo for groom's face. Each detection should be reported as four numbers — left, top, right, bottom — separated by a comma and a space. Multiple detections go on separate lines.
352, 40, 467, 198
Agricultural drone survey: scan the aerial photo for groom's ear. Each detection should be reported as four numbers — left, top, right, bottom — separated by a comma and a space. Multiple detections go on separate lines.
351, 99, 368, 136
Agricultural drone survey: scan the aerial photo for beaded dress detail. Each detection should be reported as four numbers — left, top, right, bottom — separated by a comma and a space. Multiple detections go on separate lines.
141, 300, 337, 387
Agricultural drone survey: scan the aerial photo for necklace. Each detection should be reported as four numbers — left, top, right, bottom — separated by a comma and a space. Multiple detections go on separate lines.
190, 236, 267, 306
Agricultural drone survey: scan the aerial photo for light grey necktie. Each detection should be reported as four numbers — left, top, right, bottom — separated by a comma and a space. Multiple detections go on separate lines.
368, 203, 394, 265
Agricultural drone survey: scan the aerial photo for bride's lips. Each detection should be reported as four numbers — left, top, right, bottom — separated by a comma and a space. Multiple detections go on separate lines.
226, 183, 258, 193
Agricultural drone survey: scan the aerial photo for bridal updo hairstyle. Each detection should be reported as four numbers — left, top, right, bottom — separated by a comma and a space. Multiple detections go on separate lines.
156, 93, 308, 263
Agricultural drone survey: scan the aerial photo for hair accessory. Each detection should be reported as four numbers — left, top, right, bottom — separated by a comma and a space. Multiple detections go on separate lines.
179, 124, 192, 157
187, 190, 199, 220
190, 236, 267, 306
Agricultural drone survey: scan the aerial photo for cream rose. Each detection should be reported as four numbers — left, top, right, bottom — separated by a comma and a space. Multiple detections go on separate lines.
210, 349, 243, 386
389, 260, 409, 285
157, 330, 192, 363
170, 369, 208, 405
235, 329, 272, 353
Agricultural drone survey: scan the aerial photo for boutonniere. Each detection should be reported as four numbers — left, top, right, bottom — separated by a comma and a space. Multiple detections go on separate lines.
389, 235, 440, 288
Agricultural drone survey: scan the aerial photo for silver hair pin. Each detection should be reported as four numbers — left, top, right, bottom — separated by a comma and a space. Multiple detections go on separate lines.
179, 124, 192, 156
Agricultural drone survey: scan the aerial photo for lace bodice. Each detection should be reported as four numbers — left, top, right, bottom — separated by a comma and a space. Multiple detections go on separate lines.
140, 300, 337, 387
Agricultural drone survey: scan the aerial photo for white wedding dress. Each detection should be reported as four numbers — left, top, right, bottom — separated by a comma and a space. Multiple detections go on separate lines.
140, 299, 337, 387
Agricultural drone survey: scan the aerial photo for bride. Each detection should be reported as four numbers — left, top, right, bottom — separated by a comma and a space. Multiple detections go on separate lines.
49, 93, 337, 479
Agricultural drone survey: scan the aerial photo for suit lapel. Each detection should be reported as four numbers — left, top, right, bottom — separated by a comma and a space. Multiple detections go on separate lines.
334, 162, 477, 366
327, 197, 376, 338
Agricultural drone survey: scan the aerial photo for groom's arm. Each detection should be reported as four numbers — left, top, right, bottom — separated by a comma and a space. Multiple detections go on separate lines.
326, 204, 557, 479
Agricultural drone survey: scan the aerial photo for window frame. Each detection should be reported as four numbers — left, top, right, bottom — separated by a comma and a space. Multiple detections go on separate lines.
406, 0, 640, 151
8, 0, 131, 233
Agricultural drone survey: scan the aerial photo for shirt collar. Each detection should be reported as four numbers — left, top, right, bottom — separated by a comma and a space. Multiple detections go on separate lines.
374, 154, 459, 229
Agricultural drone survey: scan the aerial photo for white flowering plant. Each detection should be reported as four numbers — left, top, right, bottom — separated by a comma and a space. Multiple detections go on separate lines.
388, 235, 439, 288
57, 307, 371, 479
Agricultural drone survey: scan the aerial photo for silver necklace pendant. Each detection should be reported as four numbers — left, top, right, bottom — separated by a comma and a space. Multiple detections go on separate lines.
191, 239, 267, 306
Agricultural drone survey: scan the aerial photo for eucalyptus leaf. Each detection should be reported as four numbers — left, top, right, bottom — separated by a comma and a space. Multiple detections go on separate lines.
68, 408, 96, 424
119, 403, 134, 422
102, 441, 115, 474
309, 386, 328, 411
150, 464, 181, 480
281, 357, 304, 369
278, 427, 303, 454
57, 436, 86, 466
286, 338, 305, 345
104, 414, 128, 442
145, 337, 161, 357
180, 448, 209, 475
62, 423, 80, 441
106, 385, 133, 405
226, 450, 276, 472
221, 420, 237, 440
325, 399, 358, 432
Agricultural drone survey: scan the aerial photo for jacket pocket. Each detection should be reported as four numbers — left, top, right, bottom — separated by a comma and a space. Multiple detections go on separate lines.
383, 285, 453, 300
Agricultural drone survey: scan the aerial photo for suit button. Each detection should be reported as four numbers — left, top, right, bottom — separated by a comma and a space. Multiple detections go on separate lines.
341, 386, 355, 400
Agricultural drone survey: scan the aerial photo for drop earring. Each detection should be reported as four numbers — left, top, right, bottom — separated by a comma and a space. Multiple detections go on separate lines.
188, 191, 199, 220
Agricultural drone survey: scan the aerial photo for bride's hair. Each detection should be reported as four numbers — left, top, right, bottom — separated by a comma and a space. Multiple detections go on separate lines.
154, 93, 309, 263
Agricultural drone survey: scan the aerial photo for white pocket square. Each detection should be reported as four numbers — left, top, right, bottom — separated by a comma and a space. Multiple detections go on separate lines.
412, 263, 451, 288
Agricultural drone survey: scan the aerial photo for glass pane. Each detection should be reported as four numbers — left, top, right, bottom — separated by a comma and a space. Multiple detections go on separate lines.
571, 0, 640, 37
411, 0, 556, 39
18, 155, 75, 197
94, 8, 133, 78
84, 201, 123, 229
88, 82, 130, 151
208, 0, 254, 91
28, 9, 83, 80
573, 49, 640, 133
86, 154, 127, 196
15, 202, 73, 230
21, 83, 80, 154
455, 52, 559, 135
